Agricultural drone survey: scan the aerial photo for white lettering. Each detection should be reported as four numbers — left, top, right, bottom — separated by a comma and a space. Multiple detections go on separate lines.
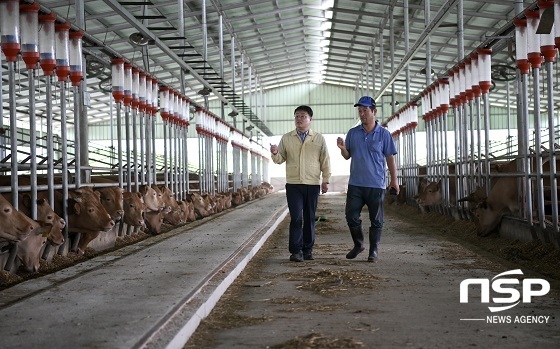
459, 270, 551, 313
486, 315, 511, 323
522, 279, 550, 303
513, 315, 550, 324
492, 278, 520, 303
460, 279, 490, 303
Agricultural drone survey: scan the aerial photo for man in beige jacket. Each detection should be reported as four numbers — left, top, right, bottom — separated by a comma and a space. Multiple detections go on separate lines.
270, 105, 331, 262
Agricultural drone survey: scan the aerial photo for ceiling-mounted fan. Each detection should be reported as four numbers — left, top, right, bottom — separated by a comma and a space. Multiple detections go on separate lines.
86, 59, 106, 78
129, 32, 154, 46
197, 86, 211, 96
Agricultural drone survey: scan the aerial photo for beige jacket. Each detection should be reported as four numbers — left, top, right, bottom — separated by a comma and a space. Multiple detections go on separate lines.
271, 129, 331, 185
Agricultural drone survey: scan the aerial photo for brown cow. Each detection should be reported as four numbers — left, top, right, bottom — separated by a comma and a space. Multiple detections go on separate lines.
123, 191, 145, 228
232, 191, 244, 207
458, 185, 489, 221
201, 193, 216, 215
144, 211, 163, 234
417, 165, 428, 193
213, 194, 224, 213
20, 196, 65, 246
471, 157, 560, 237
163, 205, 182, 224
159, 186, 182, 225
0, 194, 57, 272
0, 194, 49, 243
186, 193, 213, 219
95, 187, 125, 223
242, 188, 253, 202
57, 187, 115, 255
222, 192, 232, 209
472, 159, 519, 236
416, 165, 457, 212
15, 232, 46, 273
261, 182, 274, 193
159, 186, 179, 210
179, 200, 196, 222
176, 200, 187, 223
139, 185, 164, 212
254, 186, 266, 199
1, 193, 65, 246
16, 198, 65, 272
151, 185, 168, 213
52, 187, 114, 234
417, 180, 443, 207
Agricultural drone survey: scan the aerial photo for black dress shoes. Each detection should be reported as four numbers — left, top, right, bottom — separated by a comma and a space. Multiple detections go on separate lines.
289, 253, 304, 262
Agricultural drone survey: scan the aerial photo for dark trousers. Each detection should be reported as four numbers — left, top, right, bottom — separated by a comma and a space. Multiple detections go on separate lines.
345, 185, 385, 230
285, 183, 320, 255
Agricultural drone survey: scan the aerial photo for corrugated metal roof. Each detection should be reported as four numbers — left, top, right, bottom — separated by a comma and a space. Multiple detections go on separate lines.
1, 0, 535, 137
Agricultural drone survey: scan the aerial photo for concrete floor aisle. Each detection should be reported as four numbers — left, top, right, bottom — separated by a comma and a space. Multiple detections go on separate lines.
186, 193, 560, 349
0, 193, 289, 349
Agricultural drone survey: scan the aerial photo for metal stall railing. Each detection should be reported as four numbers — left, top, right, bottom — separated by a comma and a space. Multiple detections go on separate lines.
215, 119, 230, 193
250, 146, 257, 187
231, 129, 243, 192
1, 0, 23, 271
241, 134, 250, 188
390, 1, 560, 249
385, 102, 419, 206
0, 0, 273, 275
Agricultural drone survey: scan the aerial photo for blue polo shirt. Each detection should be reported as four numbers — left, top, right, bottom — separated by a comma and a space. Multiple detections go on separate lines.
346, 121, 397, 189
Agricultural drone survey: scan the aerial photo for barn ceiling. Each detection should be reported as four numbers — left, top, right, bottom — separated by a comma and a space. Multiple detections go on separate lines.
0, 0, 539, 137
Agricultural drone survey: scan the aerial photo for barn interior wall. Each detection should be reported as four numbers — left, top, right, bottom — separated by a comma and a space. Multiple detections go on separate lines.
202, 82, 358, 137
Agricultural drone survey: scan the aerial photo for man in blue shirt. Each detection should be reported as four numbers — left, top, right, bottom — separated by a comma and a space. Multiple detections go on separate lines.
337, 96, 399, 262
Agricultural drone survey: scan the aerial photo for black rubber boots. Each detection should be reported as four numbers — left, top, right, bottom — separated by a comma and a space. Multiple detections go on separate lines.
346, 225, 365, 259
368, 228, 382, 262
346, 225, 382, 262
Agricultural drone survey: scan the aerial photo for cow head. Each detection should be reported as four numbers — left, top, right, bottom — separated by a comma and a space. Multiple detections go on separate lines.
35, 198, 65, 246
416, 180, 442, 207
17, 234, 46, 273
163, 207, 183, 225
144, 210, 163, 234
96, 187, 125, 222
231, 192, 244, 207
0, 195, 45, 242
123, 191, 145, 227
151, 185, 167, 213
67, 187, 115, 233
222, 192, 232, 209
160, 186, 180, 208
458, 186, 488, 221
19, 194, 65, 246
473, 199, 503, 237
179, 200, 196, 222
187, 193, 212, 218
140, 185, 163, 212
16, 220, 55, 273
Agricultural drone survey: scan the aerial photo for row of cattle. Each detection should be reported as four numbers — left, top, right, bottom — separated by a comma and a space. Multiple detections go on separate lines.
0, 178, 274, 274
388, 156, 559, 237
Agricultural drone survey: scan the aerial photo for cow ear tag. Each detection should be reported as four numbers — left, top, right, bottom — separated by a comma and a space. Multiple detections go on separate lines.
41, 222, 53, 237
